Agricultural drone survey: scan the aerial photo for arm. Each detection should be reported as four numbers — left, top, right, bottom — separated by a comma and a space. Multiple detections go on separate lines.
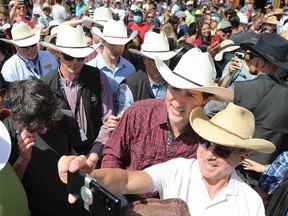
13, 129, 36, 179
58, 154, 153, 201
89, 168, 153, 195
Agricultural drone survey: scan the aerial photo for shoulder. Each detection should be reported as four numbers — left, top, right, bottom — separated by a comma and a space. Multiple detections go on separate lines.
42, 70, 58, 85
126, 69, 146, 82
120, 57, 136, 71
2, 55, 19, 68
128, 99, 164, 113
234, 173, 264, 203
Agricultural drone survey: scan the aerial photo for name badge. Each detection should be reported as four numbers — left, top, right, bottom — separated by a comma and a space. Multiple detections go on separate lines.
80, 129, 88, 142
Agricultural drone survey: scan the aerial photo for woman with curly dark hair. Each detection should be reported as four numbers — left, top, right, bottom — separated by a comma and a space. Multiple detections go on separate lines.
3, 79, 88, 216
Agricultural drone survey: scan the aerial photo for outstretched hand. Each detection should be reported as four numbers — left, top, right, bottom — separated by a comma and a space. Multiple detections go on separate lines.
58, 153, 98, 203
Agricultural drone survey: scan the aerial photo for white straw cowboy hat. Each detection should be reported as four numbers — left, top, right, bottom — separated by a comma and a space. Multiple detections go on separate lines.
129, 31, 182, 61
0, 22, 40, 47
190, 103, 275, 153
154, 48, 233, 101
214, 39, 240, 61
93, 7, 113, 26
0, 121, 11, 171
91, 20, 137, 45
40, 25, 94, 58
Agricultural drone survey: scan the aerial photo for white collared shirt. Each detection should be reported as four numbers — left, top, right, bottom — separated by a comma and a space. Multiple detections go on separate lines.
1, 50, 58, 82
144, 158, 265, 216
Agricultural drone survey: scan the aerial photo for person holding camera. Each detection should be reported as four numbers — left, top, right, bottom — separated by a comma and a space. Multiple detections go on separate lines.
58, 103, 275, 216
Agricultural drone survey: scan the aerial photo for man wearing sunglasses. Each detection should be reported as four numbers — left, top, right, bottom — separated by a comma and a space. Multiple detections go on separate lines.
98, 48, 232, 202
58, 103, 275, 216
41, 25, 113, 155
0, 22, 58, 82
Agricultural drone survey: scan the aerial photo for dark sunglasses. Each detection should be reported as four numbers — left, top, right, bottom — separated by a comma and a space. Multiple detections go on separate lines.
62, 53, 84, 62
17, 6, 26, 10
200, 141, 238, 159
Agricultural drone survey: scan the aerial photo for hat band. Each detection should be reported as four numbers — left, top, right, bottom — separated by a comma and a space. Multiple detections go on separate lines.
208, 120, 246, 140
13, 33, 35, 41
172, 70, 202, 87
142, 49, 171, 53
218, 44, 238, 53
103, 35, 129, 39
56, 45, 90, 48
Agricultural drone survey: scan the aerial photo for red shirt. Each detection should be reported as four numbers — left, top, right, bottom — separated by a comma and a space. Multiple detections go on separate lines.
101, 99, 202, 170
128, 22, 151, 42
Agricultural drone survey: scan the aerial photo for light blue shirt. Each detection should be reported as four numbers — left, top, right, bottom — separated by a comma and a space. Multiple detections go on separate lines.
1, 50, 59, 82
115, 81, 167, 116
221, 60, 256, 86
86, 54, 136, 95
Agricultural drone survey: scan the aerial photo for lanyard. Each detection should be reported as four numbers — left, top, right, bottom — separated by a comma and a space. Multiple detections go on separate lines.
17, 54, 42, 77
60, 81, 83, 117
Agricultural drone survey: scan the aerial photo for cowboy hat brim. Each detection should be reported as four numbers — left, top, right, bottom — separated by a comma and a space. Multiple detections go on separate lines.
91, 26, 137, 45
189, 108, 276, 153
0, 32, 40, 47
154, 57, 234, 101
241, 42, 288, 70
128, 48, 182, 61
214, 45, 240, 61
0, 121, 11, 171
40, 41, 94, 58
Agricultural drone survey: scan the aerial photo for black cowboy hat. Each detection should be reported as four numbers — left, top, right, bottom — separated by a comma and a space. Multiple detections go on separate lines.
241, 33, 288, 71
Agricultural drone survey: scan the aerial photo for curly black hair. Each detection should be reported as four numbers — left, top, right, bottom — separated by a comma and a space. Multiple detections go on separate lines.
7, 78, 63, 132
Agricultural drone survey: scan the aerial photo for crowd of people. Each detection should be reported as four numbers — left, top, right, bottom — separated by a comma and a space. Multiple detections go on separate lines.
0, 0, 288, 215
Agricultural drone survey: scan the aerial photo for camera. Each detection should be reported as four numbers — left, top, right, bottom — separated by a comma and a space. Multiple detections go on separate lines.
68, 171, 128, 216
234, 52, 245, 60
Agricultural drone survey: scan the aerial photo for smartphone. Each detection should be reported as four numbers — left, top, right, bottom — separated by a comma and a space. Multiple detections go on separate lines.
67, 171, 128, 216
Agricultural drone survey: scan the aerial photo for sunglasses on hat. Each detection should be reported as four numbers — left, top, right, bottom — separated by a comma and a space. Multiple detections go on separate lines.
200, 141, 239, 159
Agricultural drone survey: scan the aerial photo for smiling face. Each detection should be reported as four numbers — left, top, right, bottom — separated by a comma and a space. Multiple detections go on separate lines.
165, 86, 207, 129
197, 143, 243, 184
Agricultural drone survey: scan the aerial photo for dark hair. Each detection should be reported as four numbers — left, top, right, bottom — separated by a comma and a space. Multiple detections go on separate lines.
7, 79, 63, 132
229, 15, 240, 28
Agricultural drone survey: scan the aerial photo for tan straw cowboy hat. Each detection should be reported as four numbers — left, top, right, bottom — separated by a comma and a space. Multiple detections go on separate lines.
190, 103, 275, 153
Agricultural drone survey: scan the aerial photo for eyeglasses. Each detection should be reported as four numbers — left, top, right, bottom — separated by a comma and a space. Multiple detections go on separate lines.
200, 141, 239, 159
62, 53, 84, 62
147, 16, 154, 19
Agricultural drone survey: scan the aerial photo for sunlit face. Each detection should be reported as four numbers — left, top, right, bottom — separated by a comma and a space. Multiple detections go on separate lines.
16, 44, 38, 60
201, 24, 211, 38
197, 143, 243, 183
16, 4, 27, 17
165, 86, 206, 128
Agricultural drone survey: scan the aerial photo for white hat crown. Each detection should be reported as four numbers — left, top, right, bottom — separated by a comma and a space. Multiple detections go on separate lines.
173, 48, 217, 87
56, 25, 88, 48
141, 31, 170, 52
93, 7, 113, 22
103, 20, 128, 38
11, 22, 34, 41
